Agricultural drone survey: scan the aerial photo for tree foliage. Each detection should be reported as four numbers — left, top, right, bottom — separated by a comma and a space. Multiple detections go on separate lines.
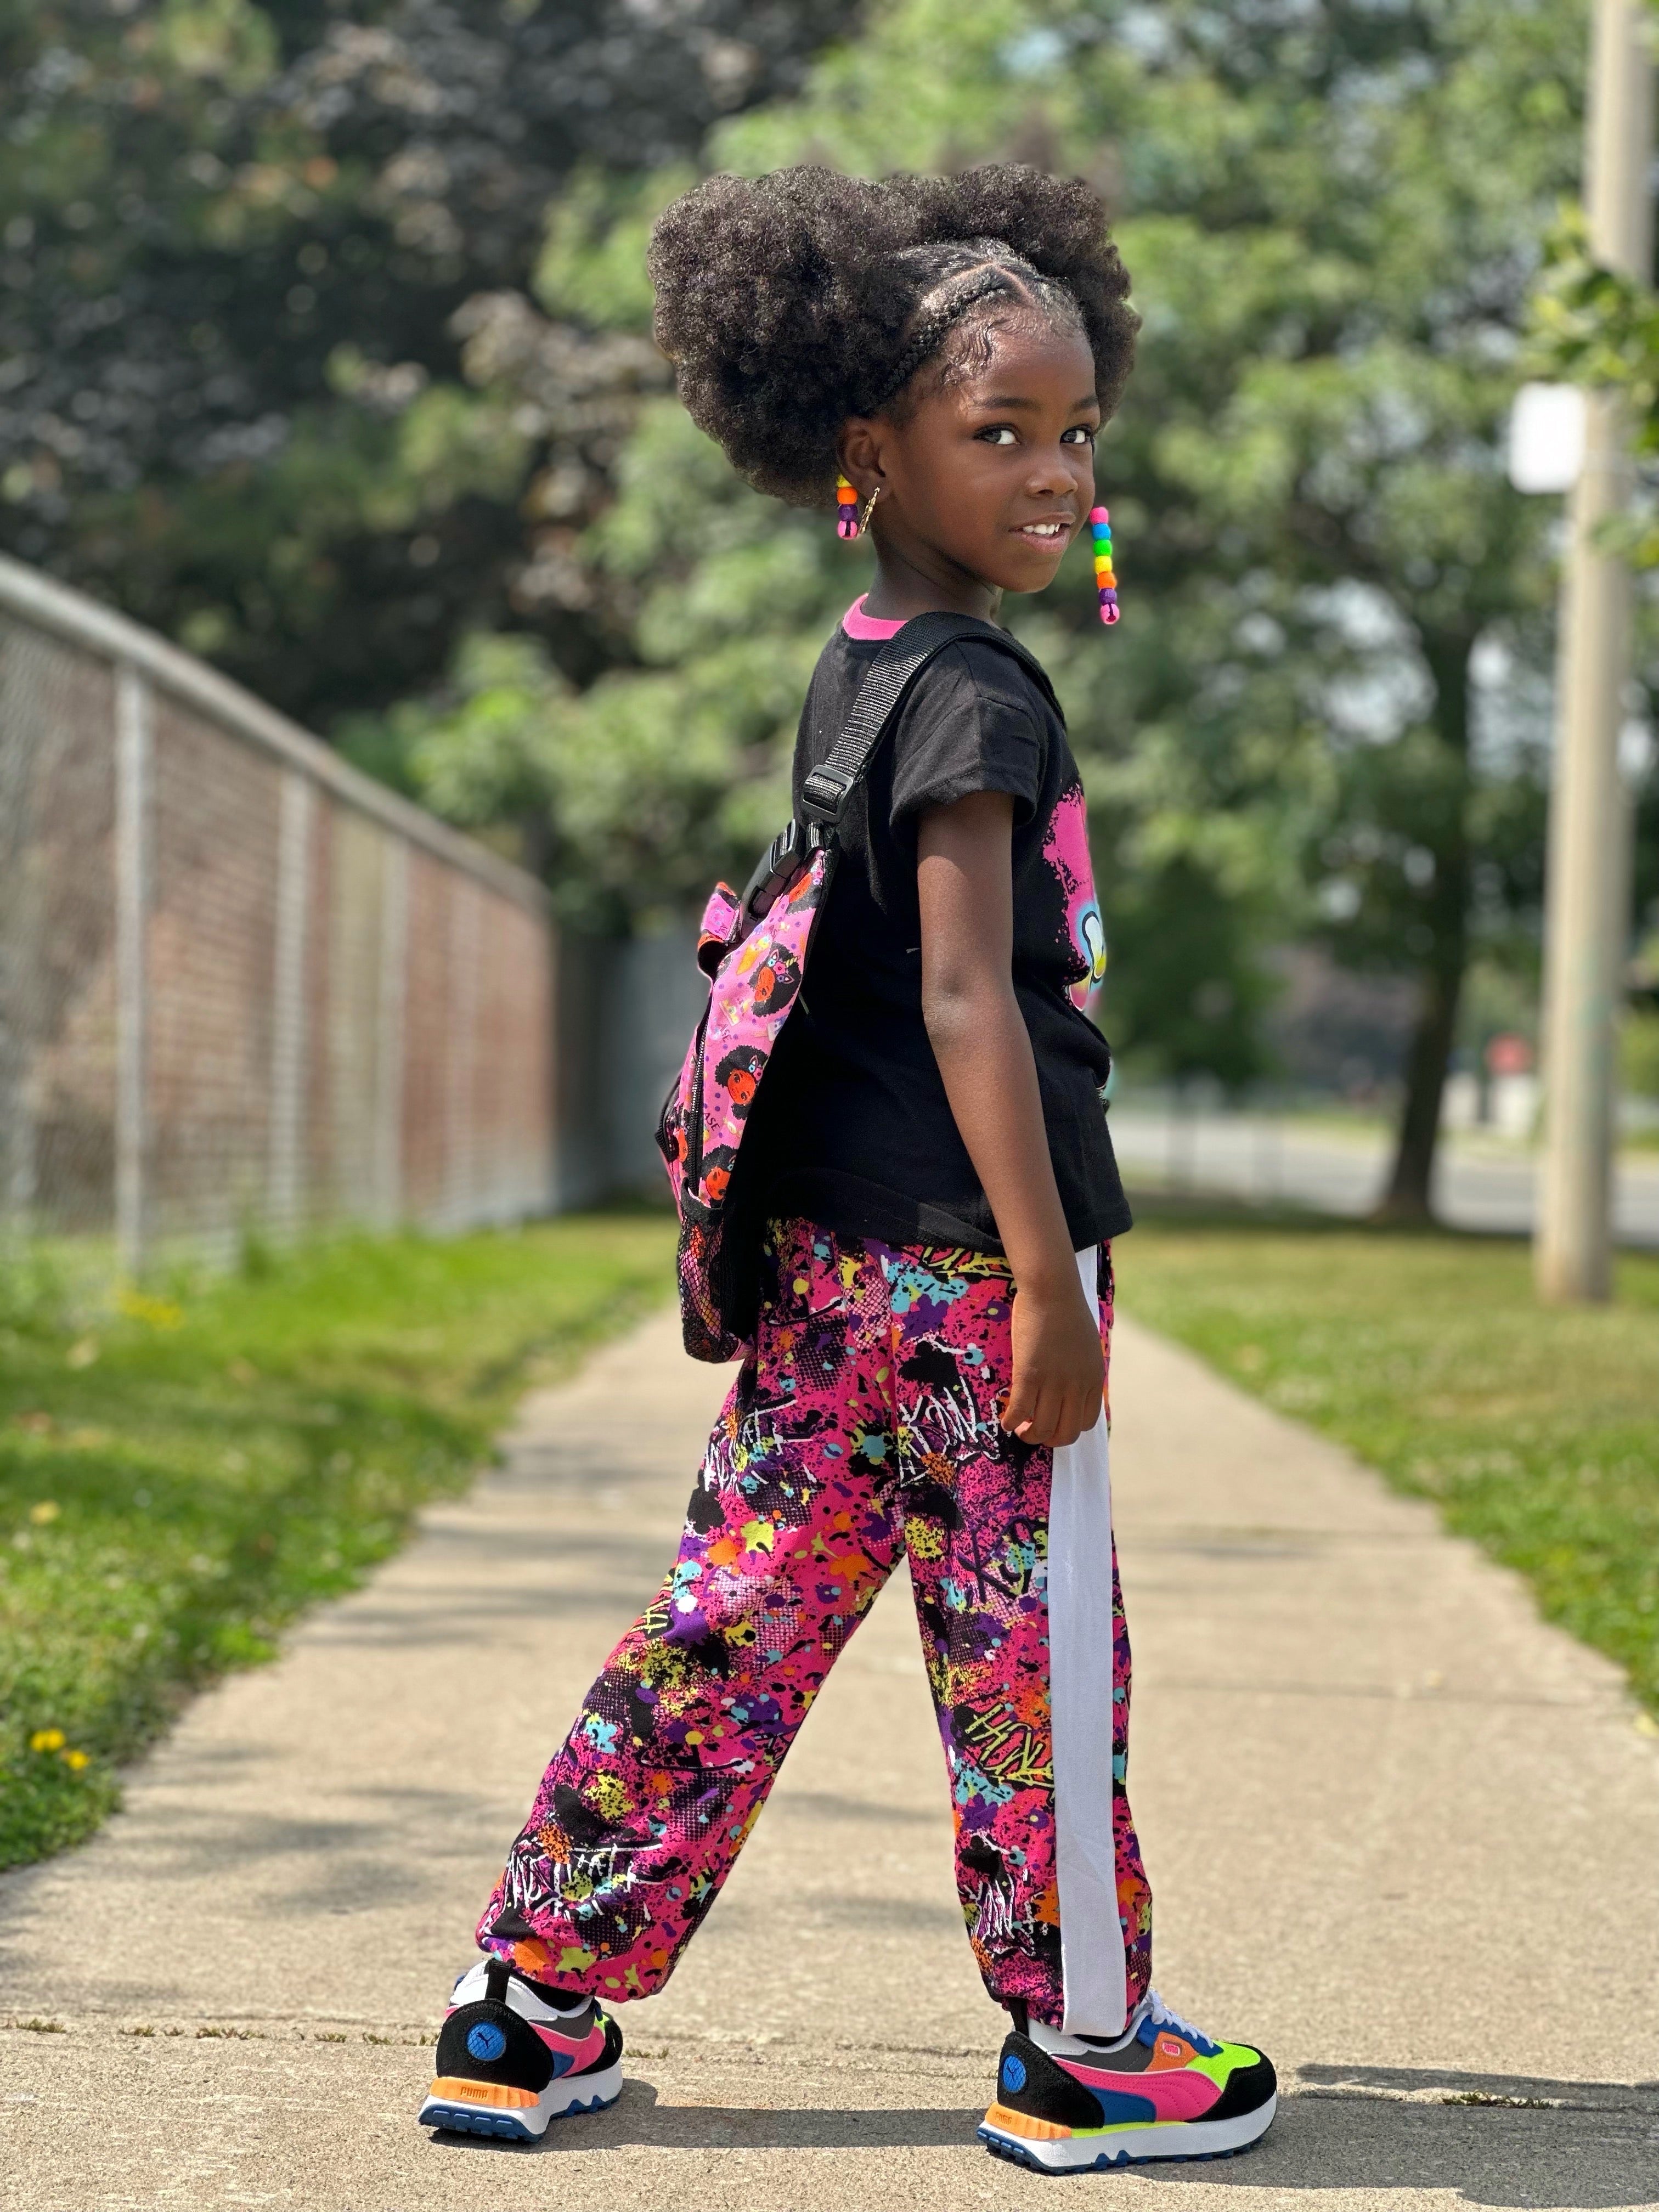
1530, 211, 1659, 565
0, 0, 857, 721
8, 0, 1613, 1218
382, 0, 1584, 1215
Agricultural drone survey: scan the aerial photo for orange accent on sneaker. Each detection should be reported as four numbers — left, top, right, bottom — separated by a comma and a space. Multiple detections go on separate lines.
983, 2102, 1073, 2141
427, 2077, 538, 2109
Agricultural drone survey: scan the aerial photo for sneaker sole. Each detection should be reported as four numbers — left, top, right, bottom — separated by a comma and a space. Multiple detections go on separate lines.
979, 2091, 1277, 2171
419, 2060, 623, 2142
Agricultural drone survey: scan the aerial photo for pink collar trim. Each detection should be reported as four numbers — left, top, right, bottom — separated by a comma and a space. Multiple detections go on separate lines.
842, 595, 907, 640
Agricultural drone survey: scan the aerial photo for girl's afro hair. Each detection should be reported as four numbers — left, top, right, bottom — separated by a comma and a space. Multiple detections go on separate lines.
647, 163, 1137, 507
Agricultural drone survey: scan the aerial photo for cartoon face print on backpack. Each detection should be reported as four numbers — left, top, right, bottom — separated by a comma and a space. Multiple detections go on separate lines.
700, 1143, 737, 1206
737, 934, 802, 1020
715, 1045, 767, 1120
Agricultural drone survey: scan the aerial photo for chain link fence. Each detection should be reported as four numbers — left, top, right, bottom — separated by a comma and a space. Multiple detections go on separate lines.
0, 554, 556, 1275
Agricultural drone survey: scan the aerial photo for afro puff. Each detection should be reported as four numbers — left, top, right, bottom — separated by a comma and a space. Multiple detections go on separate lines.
647, 163, 1137, 508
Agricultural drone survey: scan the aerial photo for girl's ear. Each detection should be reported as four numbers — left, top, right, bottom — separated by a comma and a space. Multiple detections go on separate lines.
838, 417, 888, 491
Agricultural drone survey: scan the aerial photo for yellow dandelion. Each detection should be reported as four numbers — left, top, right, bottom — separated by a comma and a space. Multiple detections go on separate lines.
29, 1728, 65, 1753
63, 1749, 89, 1771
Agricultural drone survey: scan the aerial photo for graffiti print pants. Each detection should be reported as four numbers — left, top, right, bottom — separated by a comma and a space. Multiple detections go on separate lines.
476, 1217, 1153, 2035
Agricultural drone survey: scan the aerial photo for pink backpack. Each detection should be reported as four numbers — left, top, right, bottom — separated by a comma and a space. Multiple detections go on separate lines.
657, 613, 1056, 1361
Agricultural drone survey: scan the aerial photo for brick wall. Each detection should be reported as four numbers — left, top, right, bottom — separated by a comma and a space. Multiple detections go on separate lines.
0, 555, 555, 1272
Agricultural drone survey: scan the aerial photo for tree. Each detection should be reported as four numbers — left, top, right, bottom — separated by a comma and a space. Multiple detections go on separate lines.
345, 396, 838, 930
1074, 0, 1578, 1210
12, 0, 1592, 1203
765, 0, 1583, 1210
396, 0, 1581, 1221
0, 0, 858, 724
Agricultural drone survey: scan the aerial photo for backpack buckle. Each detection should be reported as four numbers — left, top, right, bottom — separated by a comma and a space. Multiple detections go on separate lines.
800, 763, 854, 819
740, 817, 834, 920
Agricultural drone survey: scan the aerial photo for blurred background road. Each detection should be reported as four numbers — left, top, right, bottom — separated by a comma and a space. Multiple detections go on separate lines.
1109, 1102, 1659, 1244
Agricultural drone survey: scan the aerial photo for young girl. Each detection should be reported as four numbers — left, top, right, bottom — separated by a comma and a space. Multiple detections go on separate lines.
417, 163, 1277, 2173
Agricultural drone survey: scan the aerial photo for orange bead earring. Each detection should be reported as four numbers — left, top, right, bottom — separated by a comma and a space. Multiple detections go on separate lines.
836, 475, 879, 540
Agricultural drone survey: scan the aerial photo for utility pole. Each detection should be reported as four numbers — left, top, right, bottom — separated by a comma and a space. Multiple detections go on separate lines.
1535, 0, 1654, 1304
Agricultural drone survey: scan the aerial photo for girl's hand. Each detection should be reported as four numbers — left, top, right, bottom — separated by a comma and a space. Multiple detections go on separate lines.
1001, 1274, 1104, 1448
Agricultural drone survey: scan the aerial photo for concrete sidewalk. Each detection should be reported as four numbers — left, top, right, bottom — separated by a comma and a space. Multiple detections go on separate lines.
3, 1304, 1657, 2211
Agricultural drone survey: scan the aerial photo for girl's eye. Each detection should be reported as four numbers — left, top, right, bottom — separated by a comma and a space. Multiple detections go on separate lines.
978, 426, 1019, 446
1061, 425, 1099, 445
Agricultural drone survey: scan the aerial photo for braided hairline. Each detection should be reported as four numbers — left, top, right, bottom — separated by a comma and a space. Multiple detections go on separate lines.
864, 266, 1017, 411
863, 251, 1083, 415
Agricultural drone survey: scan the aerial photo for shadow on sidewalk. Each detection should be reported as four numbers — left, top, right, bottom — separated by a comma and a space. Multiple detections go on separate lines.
1134, 2062, 1659, 2209
431, 2080, 983, 2154
425, 2067, 1659, 2205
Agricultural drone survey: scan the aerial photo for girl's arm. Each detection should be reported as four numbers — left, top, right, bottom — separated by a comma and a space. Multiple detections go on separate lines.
917, 789, 1104, 1449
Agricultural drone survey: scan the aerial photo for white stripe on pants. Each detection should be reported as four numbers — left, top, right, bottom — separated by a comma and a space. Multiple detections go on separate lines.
1049, 1244, 1128, 2037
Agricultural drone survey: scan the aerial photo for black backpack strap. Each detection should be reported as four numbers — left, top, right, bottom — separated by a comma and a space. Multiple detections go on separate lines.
799, 611, 1058, 827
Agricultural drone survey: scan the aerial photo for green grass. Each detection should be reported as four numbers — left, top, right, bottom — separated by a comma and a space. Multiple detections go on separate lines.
1117, 1200, 1659, 1718
0, 1215, 676, 1868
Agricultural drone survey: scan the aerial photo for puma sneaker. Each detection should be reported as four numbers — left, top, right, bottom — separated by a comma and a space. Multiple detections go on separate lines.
417, 1956, 623, 2141
980, 1990, 1276, 2170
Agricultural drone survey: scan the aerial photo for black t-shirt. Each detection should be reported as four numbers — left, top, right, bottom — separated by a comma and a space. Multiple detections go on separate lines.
751, 610, 1133, 1254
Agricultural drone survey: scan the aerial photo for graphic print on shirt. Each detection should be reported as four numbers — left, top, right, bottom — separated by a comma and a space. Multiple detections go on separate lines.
1042, 780, 1107, 1009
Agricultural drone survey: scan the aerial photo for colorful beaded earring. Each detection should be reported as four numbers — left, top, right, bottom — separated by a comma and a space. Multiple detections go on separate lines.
836, 474, 879, 540
1090, 505, 1120, 625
